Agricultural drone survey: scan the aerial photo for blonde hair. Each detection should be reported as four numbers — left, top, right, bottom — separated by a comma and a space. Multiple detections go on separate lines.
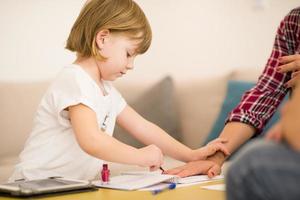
66, 0, 152, 60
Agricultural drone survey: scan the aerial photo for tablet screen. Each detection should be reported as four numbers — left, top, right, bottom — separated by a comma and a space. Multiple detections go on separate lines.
5, 179, 82, 189
0, 178, 93, 197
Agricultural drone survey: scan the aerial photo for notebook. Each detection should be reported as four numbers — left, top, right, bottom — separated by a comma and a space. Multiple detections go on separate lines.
0, 177, 95, 197
93, 172, 178, 190
93, 171, 224, 191
177, 175, 224, 184
201, 184, 225, 191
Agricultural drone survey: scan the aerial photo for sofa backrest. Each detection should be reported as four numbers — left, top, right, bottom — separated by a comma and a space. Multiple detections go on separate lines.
0, 81, 50, 158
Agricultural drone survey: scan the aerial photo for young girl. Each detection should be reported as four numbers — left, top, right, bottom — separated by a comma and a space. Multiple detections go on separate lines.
10, 0, 229, 181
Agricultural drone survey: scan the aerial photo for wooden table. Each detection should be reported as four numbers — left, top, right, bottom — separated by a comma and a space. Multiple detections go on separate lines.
0, 180, 225, 200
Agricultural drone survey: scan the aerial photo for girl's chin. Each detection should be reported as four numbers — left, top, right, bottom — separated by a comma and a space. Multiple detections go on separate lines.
102, 73, 123, 81
116, 73, 124, 78
110, 75, 122, 81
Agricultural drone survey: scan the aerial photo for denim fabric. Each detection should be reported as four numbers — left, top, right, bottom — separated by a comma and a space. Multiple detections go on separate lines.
226, 139, 300, 200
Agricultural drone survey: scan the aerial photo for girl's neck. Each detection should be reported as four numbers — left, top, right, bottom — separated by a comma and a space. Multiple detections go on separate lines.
74, 56, 101, 83
74, 56, 108, 96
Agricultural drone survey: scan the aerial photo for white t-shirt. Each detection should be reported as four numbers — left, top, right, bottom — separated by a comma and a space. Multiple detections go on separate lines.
9, 64, 126, 181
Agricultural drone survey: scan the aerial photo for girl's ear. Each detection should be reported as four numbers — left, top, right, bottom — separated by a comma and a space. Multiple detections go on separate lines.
95, 29, 110, 49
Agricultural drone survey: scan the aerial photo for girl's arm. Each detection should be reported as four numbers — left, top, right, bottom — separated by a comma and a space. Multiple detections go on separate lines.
117, 106, 227, 162
69, 104, 163, 168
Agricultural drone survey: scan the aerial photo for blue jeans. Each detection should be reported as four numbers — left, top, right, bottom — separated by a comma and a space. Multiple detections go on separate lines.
226, 139, 300, 200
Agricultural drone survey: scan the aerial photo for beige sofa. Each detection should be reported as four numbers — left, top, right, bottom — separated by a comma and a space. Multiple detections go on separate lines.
0, 68, 260, 182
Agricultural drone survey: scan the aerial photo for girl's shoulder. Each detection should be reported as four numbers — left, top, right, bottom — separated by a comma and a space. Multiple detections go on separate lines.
56, 64, 87, 81
48, 64, 98, 95
54, 64, 94, 85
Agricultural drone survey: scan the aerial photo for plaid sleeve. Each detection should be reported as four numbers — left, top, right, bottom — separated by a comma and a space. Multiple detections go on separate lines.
226, 7, 300, 134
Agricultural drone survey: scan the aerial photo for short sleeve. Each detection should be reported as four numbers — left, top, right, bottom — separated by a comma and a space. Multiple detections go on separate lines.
49, 67, 99, 127
110, 85, 127, 115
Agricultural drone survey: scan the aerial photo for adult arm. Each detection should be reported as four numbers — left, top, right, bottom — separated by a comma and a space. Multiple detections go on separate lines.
209, 7, 300, 168
166, 8, 300, 177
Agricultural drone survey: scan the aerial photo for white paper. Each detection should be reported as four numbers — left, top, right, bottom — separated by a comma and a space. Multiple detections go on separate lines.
139, 183, 171, 191
201, 184, 225, 191
177, 175, 224, 184
121, 170, 162, 176
93, 170, 224, 191
139, 175, 224, 191
93, 174, 177, 190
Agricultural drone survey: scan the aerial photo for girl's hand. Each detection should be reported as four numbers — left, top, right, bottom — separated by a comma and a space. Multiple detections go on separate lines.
191, 138, 230, 161
137, 144, 164, 170
265, 121, 283, 143
277, 54, 300, 88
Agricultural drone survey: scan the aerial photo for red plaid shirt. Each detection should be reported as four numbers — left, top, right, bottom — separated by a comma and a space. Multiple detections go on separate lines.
227, 7, 300, 134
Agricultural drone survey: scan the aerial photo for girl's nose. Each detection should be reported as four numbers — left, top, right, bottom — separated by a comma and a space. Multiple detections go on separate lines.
126, 59, 134, 70
126, 64, 134, 70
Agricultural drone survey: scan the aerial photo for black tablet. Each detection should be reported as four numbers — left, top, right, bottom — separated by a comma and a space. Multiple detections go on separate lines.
0, 177, 95, 197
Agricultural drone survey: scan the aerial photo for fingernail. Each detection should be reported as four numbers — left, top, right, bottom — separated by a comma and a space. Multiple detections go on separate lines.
276, 67, 282, 71
284, 83, 289, 88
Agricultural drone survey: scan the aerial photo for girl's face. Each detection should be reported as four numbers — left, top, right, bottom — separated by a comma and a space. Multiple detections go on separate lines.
97, 32, 139, 81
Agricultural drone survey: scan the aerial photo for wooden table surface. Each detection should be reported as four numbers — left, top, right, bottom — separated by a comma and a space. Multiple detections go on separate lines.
0, 180, 225, 200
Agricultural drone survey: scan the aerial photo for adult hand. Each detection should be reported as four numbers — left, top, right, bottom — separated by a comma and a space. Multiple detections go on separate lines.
265, 121, 283, 143
278, 54, 300, 88
164, 160, 221, 178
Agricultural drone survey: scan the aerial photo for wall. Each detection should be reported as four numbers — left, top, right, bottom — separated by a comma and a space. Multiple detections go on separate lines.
0, 0, 299, 82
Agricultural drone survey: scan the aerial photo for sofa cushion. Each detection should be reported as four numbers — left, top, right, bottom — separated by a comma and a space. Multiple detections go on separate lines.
0, 156, 19, 182
204, 80, 288, 144
0, 81, 50, 158
174, 73, 231, 148
113, 76, 181, 148
0, 81, 50, 182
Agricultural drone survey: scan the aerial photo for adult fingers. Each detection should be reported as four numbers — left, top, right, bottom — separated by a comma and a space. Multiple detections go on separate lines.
279, 54, 300, 64
265, 121, 283, 142
292, 71, 300, 78
278, 61, 300, 73
275, 131, 283, 142
175, 162, 214, 178
285, 76, 300, 88
176, 169, 199, 178
207, 164, 221, 178
265, 131, 281, 142
164, 166, 185, 175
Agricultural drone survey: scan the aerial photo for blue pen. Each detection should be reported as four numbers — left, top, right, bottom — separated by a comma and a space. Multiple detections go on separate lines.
151, 183, 176, 195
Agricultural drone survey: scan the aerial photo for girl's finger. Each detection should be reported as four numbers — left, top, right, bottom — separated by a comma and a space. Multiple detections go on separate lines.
150, 165, 159, 171
202, 143, 230, 158
209, 138, 228, 144
214, 143, 230, 156
211, 143, 230, 156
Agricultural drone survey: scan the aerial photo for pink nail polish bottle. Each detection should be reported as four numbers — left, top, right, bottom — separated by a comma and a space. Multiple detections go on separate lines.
101, 164, 110, 184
